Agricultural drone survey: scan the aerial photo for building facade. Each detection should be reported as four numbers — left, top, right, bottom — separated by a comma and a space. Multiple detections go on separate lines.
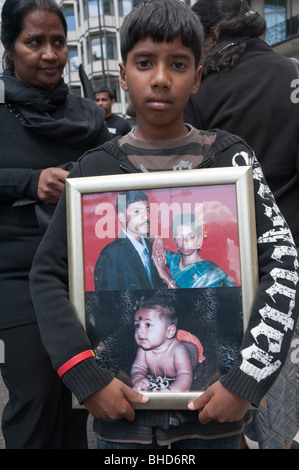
58, 0, 299, 116
1, 0, 295, 116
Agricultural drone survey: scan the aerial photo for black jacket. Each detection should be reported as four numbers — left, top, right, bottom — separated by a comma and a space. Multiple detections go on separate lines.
30, 130, 299, 439
0, 101, 110, 329
185, 38, 299, 245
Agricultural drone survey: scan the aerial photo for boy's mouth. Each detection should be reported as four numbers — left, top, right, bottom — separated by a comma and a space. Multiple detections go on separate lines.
147, 96, 171, 110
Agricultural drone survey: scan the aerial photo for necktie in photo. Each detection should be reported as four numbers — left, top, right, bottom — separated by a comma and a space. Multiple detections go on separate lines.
142, 247, 153, 287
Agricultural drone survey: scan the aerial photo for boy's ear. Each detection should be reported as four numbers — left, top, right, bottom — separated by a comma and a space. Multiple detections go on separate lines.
191, 65, 203, 95
119, 63, 129, 92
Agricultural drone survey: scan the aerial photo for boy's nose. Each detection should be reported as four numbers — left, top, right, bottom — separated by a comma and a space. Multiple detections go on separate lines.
151, 64, 171, 88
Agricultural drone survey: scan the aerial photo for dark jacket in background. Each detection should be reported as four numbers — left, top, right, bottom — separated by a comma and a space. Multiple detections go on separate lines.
184, 38, 299, 245
0, 97, 109, 329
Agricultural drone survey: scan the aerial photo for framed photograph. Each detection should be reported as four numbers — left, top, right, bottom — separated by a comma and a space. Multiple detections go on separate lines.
66, 167, 259, 409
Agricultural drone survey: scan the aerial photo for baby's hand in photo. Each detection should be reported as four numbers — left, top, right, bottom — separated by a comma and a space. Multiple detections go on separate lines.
133, 378, 150, 392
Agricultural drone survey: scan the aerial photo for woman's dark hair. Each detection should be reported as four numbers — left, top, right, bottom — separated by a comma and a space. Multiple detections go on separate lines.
192, 0, 266, 75
1, 0, 67, 70
120, 0, 204, 68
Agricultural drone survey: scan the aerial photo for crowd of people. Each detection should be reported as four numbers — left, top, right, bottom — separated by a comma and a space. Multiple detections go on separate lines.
0, 0, 298, 450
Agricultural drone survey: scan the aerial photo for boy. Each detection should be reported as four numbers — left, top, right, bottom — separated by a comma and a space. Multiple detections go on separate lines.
30, 0, 298, 449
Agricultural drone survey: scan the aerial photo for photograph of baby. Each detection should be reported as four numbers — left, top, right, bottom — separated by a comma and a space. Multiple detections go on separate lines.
79, 182, 246, 405
85, 287, 243, 396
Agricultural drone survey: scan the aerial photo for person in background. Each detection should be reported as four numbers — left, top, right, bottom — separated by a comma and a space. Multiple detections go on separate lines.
94, 86, 132, 137
0, 0, 110, 449
30, 0, 298, 450
184, 0, 299, 449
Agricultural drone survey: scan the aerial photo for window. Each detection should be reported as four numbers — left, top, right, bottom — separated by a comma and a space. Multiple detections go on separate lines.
118, 0, 131, 16
65, 7, 76, 31
265, 1, 287, 45
84, 0, 114, 18
89, 37, 102, 61
88, 34, 117, 62
118, 0, 142, 16
69, 48, 80, 71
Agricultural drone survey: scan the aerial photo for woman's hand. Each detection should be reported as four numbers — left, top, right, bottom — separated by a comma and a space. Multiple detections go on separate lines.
37, 167, 69, 204
152, 238, 178, 288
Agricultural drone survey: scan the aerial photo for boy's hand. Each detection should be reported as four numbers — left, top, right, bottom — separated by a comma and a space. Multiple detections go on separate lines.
188, 381, 251, 424
83, 378, 149, 421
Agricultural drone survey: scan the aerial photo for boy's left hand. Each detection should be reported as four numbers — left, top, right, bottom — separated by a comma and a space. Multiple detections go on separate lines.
188, 381, 251, 424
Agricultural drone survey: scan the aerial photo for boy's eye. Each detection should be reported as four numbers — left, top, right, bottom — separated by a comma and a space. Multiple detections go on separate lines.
136, 60, 151, 69
172, 61, 187, 70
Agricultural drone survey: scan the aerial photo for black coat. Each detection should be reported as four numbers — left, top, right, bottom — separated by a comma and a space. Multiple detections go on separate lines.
185, 38, 299, 245
0, 100, 110, 329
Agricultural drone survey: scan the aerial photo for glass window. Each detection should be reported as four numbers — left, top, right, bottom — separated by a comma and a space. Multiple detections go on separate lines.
89, 37, 102, 61
69, 48, 80, 71
65, 7, 76, 31
88, 34, 117, 61
105, 35, 117, 59
84, 0, 114, 18
118, 0, 131, 16
265, 1, 287, 44
118, 0, 142, 16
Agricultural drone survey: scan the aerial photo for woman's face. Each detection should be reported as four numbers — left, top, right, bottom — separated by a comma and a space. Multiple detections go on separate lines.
174, 223, 202, 256
7, 8, 68, 89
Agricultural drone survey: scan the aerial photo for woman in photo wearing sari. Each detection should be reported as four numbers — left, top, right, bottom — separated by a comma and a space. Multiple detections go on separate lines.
152, 213, 235, 289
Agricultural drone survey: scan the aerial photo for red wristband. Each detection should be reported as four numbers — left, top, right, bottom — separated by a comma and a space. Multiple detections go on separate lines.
57, 350, 95, 378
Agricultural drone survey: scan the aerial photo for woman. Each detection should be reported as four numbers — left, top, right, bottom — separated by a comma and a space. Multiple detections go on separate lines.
184, 0, 299, 449
152, 213, 235, 289
184, 0, 299, 249
0, 0, 110, 449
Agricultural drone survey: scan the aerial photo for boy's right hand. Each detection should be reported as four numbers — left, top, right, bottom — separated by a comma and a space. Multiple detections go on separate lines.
83, 378, 149, 421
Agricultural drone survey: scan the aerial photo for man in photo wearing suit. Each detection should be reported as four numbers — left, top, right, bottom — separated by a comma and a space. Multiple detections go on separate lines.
94, 190, 164, 291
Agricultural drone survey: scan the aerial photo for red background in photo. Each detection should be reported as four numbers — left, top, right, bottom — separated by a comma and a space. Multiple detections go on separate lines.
81, 185, 241, 291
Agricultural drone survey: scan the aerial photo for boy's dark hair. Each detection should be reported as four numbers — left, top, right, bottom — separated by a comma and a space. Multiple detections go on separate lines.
120, 0, 204, 67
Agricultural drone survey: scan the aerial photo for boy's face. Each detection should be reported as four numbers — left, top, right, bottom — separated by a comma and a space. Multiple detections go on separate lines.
120, 36, 202, 141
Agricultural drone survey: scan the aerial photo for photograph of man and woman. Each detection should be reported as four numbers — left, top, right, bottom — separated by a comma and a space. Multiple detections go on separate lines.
82, 185, 243, 397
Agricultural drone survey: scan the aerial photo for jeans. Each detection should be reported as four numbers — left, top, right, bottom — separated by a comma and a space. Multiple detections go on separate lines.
97, 434, 241, 450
